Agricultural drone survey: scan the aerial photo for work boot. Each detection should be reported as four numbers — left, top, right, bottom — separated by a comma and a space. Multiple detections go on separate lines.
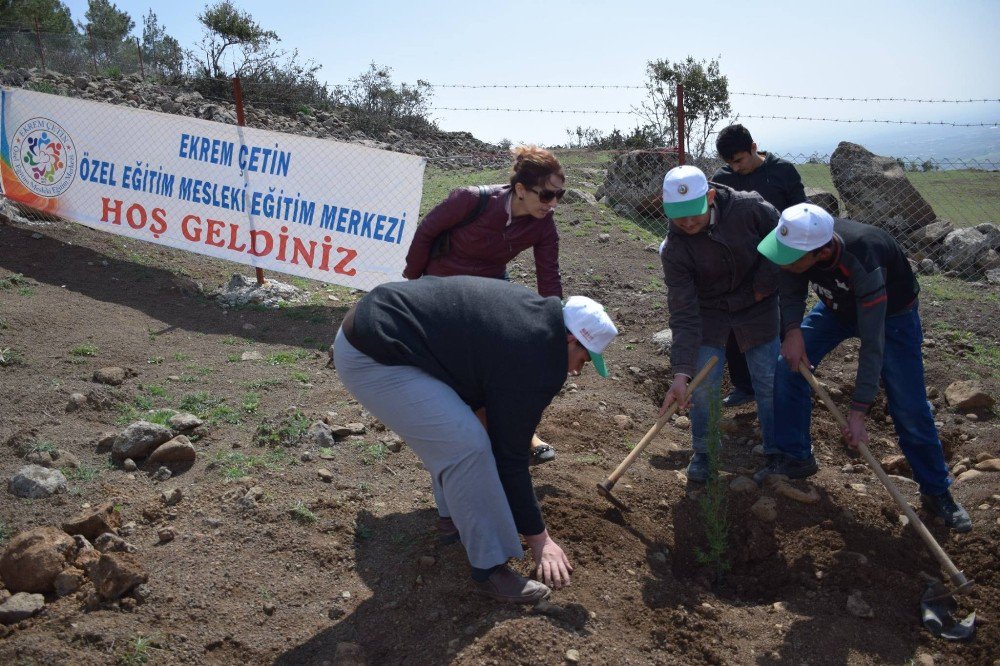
722, 386, 755, 408
685, 453, 710, 483
753, 453, 818, 485
921, 491, 972, 533
436, 516, 460, 545
472, 565, 550, 604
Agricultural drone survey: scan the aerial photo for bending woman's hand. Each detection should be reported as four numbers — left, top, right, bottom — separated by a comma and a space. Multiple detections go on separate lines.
524, 530, 573, 589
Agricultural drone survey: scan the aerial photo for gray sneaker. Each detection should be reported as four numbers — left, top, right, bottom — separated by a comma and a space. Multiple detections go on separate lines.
753, 453, 818, 485
921, 491, 972, 533
473, 565, 551, 604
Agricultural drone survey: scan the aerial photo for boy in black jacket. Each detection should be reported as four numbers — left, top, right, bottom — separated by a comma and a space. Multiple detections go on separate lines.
754, 203, 971, 532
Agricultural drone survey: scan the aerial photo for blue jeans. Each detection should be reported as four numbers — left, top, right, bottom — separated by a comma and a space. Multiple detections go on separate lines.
773, 302, 950, 495
691, 337, 779, 455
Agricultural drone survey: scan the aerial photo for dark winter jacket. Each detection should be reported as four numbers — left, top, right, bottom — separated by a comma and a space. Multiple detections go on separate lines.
402, 185, 563, 298
778, 218, 920, 411
343, 276, 569, 536
661, 185, 781, 378
711, 152, 807, 212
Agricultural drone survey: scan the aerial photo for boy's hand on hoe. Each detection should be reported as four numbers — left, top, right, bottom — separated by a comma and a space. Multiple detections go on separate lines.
660, 374, 691, 416
781, 328, 812, 372
842, 410, 869, 451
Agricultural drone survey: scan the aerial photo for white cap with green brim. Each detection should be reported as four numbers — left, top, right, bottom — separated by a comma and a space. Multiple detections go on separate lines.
662, 165, 709, 219
758, 203, 835, 265
563, 296, 618, 378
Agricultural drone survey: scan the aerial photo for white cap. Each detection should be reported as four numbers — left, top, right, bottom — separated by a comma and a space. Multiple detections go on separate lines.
563, 296, 618, 378
757, 203, 835, 265
662, 165, 709, 219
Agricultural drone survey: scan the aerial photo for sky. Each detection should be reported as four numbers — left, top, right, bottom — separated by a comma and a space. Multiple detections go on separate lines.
60, 0, 1000, 159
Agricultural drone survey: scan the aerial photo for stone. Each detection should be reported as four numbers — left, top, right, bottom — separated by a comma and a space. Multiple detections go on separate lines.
89, 552, 148, 600
93, 533, 136, 554
941, 228, 990, 276
152, 466, 172, 482
977, 249, 1000, 272
729, 476, 758, 494
750, 497, 777, 522
974, 458, 1000, 472
317, 468, 334, 482
944, 380, 994, 410
830, 142, 936, 231
562, 188, 598, 206
333, 641, 366, 666
975, 451, 994, 463
61, 502, 122, 541
308, 421, 337, 448
161, 487, 183, 505
93, 367, 134, 386
157, 527, 176, 543
598, 233, 611, 243
804, 187, 840, 217
0, 592, 45, 624
613, 414, 634, 429
168, 413, 203, 431
651, 329, 673, 355
123, 458, 137, 472
956, 470, 983, 483
772, 481, 820, 504
146, 435, 196, 465
54, 568, 86, 596
834, 550, 869, 566
565, 648, 581, 663
849, 483, 868, 494
0, 527, 76, 593
418, 555, 436, 571
752, 444, 765, 456
596, 149, 721, 218
66, 392, 88, 411
240, 350, 264, 361
909, 219, 954, 248
880, 454, 910, 476
215, 273, 304, 309
112, 421, 174, 461
846, 591, 874, 618
987, 268, 1000, 285
674, 416, 691, 430
8, 465, 67, 498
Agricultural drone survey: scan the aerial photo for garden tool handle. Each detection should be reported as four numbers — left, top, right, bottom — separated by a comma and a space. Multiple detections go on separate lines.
604, 356, 718, 486
797, 363, 968, 589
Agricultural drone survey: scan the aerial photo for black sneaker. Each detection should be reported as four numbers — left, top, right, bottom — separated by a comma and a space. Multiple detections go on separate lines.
921, 491, 972, 533
753, 453, 818, 485
722, 387, 755, 408
685, 452, 710, 483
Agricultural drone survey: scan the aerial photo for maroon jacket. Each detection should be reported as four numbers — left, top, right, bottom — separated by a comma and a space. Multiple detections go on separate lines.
403, 185, 563, 298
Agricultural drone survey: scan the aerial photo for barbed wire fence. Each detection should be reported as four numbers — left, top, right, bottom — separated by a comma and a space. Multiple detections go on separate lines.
1, 28, 999, 282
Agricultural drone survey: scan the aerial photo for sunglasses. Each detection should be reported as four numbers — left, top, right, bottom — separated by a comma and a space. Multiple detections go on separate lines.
530, 187, 566, 204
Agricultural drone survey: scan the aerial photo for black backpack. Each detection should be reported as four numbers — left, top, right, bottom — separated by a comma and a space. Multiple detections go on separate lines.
428, 185, 495, 259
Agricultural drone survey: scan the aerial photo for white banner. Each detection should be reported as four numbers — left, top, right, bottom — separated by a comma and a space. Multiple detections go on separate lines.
0, 88, 426, 290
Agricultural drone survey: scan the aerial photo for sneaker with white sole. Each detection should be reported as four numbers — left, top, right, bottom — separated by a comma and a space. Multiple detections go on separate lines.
921, 491, 972, 533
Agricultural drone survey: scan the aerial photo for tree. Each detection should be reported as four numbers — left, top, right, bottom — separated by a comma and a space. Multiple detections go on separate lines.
0, 0, 75, 32
332, 63, 434, 136
141, 10, 183, 80
194, 0, 279, 79
635, 56, 732, 157
79, 0, 133, 41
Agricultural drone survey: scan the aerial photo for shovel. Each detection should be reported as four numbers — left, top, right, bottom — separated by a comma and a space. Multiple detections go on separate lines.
798, 363, 975, 638
597, 356, 718, 511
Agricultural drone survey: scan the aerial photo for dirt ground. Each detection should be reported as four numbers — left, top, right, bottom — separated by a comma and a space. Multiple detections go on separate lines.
0, 203, 997, 665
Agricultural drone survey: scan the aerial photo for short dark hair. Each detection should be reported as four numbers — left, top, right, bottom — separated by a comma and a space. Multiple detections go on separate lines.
716, 124, 754, 161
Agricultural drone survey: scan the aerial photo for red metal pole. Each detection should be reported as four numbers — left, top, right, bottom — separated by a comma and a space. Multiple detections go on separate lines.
232, 76, 266, 286
87, 27, 98, 75
677, 84, 686, 166
135, 37, 144, 79
33, 18, 46, 70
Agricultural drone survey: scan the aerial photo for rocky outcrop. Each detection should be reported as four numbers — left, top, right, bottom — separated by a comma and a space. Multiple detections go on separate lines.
830, 142, 936, 230
805, 187, 840, 218
596, 150, 722, 219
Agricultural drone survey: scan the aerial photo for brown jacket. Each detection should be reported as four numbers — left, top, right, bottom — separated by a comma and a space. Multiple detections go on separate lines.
660, 185, 781, 377
402, 185, 563, 298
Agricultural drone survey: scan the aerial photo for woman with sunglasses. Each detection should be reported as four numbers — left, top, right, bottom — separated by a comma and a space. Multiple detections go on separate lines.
403, 145, 566, 466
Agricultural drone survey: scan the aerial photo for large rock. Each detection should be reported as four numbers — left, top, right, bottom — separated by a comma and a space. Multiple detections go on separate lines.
975, 222, 1000, 250
214, 273, 304, 309
89, 552, 148, 600
8, 465, 67, 498
0, 527, 76, 593
62, 503, 122, 541
112, 421, 174, 461
145, 435, 197, 466
907, 219, 953, 250
652, 329, 673, 355
804, 187, 840, 218
941, 228, 990, 276
830, 142, 936, 231
597, 150, 722, 218
944, 380, 995, 410
0, 592, 45, 624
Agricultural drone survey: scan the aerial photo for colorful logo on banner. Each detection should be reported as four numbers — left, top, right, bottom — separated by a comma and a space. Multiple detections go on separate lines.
10, 117, 77, 197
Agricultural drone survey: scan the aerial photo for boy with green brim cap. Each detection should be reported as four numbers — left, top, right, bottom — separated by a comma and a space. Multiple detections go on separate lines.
754, 203, 971, 532
658, 165, 782, 483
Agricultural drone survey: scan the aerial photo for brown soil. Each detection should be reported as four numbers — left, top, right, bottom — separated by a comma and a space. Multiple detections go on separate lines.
0, 204, 997, 665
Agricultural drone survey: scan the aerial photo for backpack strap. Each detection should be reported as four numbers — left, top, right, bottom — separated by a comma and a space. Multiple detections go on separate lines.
451, 185, 493, 231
